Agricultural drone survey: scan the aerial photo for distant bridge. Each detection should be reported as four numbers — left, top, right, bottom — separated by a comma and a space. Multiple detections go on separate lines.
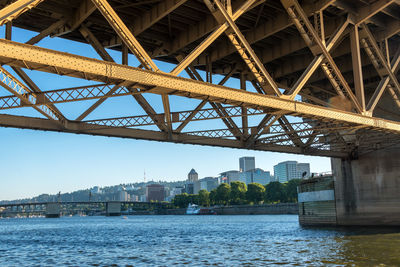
0, 201, 170, 217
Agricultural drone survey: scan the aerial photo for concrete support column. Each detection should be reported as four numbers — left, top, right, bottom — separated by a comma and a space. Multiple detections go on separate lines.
331, 144, 400, 225
106, 201, 121, 216
46, 203, 60, 218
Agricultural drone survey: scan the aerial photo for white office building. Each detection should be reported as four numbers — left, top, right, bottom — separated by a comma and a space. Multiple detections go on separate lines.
219, 170, 241, 184
273, 161, 310, 182
239, 168, 271, 185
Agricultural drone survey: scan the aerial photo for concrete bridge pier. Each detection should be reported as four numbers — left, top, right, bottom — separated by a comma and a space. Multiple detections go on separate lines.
332, 144, 400, 226
46, 203, 60, 218
106, 201, 121, 216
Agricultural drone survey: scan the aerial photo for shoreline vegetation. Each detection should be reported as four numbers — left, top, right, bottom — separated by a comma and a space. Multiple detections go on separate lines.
172, 180, 301, 208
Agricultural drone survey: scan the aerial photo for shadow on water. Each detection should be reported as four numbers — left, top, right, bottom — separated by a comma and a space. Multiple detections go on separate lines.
301, 225, 400, 266
302, 225, 400, 236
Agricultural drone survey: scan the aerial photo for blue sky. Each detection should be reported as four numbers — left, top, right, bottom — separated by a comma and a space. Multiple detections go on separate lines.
0, 26, 331, 200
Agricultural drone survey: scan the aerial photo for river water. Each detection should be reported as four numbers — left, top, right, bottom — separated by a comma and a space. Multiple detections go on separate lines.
0, 215, 399, 266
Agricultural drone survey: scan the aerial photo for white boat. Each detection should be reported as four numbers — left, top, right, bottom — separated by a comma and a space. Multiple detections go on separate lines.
186, 203, 200, 215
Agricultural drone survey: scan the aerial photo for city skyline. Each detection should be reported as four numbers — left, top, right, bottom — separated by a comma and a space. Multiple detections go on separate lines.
0, 126, 330, 200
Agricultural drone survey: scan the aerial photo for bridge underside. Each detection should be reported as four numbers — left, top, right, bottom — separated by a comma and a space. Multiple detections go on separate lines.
0, 0, 400, 158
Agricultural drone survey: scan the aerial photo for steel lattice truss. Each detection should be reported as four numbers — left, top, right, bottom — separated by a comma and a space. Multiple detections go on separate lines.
0, 0, 400, 158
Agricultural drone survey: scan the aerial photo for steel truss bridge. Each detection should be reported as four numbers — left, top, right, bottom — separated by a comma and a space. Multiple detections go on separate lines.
0, 0, 399, 158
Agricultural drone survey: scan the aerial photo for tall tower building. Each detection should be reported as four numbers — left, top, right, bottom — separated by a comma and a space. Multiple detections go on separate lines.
239, 157, 255, 172
188, 168, 198, 182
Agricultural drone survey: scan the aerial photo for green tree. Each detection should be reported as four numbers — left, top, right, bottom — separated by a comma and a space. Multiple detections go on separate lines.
246, 183, 265, 204
264, 182, 286, 203
284, 179, 301, 203
198, 189, 210, 207
173, 193, 190, 208
209, 189, 217, 206
216, 183, 231, 205
230, 181, 247, 204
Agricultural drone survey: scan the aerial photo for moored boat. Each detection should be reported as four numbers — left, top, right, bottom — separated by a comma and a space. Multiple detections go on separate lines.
186, 204, 216, 215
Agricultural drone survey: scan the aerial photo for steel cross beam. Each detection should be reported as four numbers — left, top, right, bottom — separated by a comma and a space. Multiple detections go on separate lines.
277, 116, 304, 147
0, 114, 349, 158
281, 0, 363, 114
205, 0, 281, 96
170, 0, 258, 76
4, 23, 66, 122
0, 66, 64, 124
75, 24, 167, 131
174, 63, 237, 133
1, 40, 400, 133
0, 0, 44, 26
84, 106, 268, 128
354, 0, 397, 25
86, 1, 254, 133
163, 0, 265, 55
362, 24, 400, 92
184, 65, 243, 140
245, 114, 280, 148
0, 83, 138, 110
285, 19, 349, 100
53, 0, 96, 37
104, 0, 189, 48
361, 32, 400, 112
90, 0, 159, 72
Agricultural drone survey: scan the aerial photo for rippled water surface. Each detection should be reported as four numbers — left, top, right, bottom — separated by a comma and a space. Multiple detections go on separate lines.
1, 215, 400, 266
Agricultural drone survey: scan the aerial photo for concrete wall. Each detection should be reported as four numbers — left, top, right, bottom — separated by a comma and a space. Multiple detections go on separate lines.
332, 144, 400, 225
46, 203, 60, 218
214, 203, 298, 215
106, 202, 121, 216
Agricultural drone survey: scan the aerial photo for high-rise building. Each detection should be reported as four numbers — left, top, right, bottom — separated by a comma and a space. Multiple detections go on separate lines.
239, 157, 255, 172
188, 168, 198, 182
199, 177, 219, 192
239, 168, 271, 185
146, 184, 165, 202
273, 161, 310, 182
219, 170, 240, 184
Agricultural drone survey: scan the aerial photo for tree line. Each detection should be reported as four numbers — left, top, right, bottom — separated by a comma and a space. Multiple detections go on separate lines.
172, 179, 301, 208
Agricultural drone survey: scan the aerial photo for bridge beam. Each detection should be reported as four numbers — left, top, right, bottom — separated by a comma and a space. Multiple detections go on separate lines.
0, 40, 399, 132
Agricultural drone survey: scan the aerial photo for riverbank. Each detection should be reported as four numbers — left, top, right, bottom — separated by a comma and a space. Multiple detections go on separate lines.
157, 203, 298, 215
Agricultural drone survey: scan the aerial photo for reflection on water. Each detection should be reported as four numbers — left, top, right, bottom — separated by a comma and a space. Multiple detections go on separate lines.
0, 215, 399, 266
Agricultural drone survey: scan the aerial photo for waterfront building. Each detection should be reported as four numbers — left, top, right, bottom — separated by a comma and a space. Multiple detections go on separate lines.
219, 170, 241, 184
171, 186, 184, 197
239, 157, 255, 172
130, 194, 139, 201
185, 182, 194, 194
193, 181, 201, 194
139, 195, 147, 202
188, 168, 198, 182
118, 191, 129, 201
146, 184, 165, 202
273, 161, 311, 182
239, 168, 271, 185
199, 177, 219, 192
